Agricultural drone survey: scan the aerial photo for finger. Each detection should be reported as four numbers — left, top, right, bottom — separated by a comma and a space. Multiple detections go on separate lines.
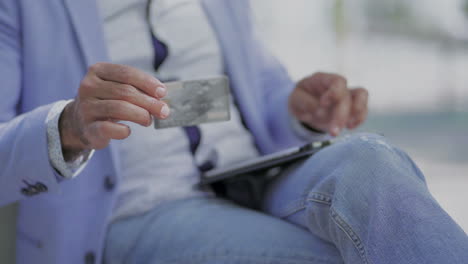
91, 80, 170, 119
91, 100, 153, 127
300, 72, 347, 97
87, 121, 130, 149
319, 77, 348, 108
289, 88, 321, 121
328, 92, 352, 136
347, 88, 369, 129
349, 107, 368, 129
95, 121, 131, 140
90, 62, 167, 99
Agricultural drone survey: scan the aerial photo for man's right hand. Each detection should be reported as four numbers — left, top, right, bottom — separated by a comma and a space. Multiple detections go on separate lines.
59, 63, 170, 161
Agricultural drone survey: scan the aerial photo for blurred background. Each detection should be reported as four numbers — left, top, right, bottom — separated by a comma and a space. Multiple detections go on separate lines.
1, 0, 467, 262
252, 0, 468, 232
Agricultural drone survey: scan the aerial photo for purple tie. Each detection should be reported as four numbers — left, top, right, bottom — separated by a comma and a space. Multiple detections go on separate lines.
146, 0, 168, 71
147, 0, 214, 172
151, 35, 168, 71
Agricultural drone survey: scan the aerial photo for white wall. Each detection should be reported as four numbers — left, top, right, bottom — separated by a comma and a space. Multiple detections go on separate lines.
252, 0, 468, 112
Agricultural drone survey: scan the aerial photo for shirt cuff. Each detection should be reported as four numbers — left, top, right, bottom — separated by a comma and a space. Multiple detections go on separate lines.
289, 113, 331, 142
46, 100, 94, 179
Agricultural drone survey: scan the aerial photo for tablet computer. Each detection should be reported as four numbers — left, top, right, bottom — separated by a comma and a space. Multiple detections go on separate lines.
200, 139, 334, 185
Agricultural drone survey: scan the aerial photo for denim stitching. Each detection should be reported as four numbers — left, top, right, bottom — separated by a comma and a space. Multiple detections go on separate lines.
330, 208, 369, 264
295, 192, 370, 263
277, 193, 333, 219
306, 192, 369, 262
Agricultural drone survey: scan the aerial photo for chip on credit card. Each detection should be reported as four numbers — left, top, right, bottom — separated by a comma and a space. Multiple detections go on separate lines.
154, 76, 231, 129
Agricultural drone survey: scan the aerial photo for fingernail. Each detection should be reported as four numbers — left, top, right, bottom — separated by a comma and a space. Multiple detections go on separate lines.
160, 104, 170, 118
156, 86, 167, 98
331, 126, 341, 136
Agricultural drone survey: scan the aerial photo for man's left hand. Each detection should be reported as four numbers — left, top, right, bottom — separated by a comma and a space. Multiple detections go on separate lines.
289, 72, 369, 137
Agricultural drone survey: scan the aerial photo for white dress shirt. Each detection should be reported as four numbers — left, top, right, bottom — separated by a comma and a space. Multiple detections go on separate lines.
98, 0, 261, 221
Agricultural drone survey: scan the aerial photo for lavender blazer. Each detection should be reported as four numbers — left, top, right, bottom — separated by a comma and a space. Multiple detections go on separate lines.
0, 0, 305, 263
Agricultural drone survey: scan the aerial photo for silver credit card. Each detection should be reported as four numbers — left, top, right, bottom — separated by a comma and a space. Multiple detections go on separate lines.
154, 76, 231, 129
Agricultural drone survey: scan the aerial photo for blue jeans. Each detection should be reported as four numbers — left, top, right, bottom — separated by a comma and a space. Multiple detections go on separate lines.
104, 134, 468, 263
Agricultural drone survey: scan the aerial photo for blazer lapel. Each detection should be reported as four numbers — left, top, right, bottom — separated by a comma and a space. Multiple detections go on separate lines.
63, 0, 109, 66
201, 0, 262, 111
201, 0, 258, 89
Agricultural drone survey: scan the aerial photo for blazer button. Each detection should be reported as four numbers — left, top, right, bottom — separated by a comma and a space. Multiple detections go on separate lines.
84, 252, 95, 264
104, 176, 115, 191
35, 182, 48, 193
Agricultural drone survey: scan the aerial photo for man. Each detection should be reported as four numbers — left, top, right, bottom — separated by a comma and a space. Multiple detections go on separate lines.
0, 0, 466, 263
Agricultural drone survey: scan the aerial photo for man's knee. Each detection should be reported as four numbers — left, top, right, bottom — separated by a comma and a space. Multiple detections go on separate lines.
317, 133, 426, 186
339, 133, 401, 165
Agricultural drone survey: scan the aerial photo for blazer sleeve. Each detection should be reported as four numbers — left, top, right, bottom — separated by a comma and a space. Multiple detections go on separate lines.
236, 1, 327, 152
0, 0, 62, 207
253, 38, 303, 149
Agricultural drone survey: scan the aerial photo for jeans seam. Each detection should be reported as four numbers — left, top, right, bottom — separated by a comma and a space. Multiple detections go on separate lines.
330, 208, 369, 264
306, 193, 369, 263
276, 192, 334, 219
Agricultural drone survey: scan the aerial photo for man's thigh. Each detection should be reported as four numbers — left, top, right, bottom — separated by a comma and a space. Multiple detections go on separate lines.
104, 197, 342, 264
